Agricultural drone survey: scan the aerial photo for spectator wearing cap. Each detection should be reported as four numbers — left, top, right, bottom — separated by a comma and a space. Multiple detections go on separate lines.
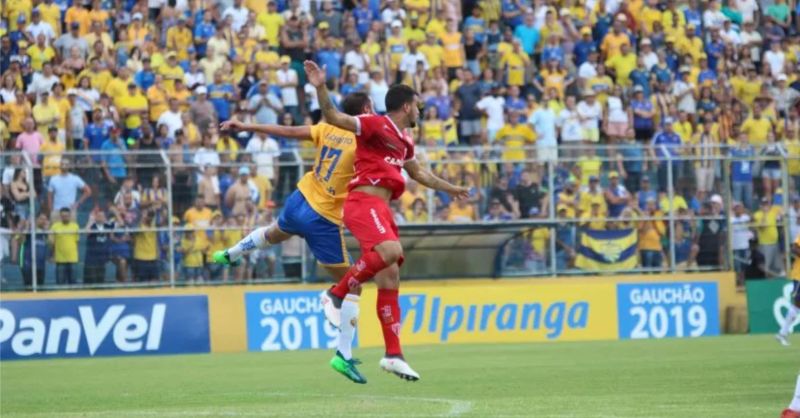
53, 22, 88, 60
600, 15, 631, 60
166, 16, 193, 62
189, 86, 217, 133
160, 52, 185, 94
225, 166, 258, 217
650, 116, 682, 192
275, 56, 300, 123
40, 126, 65, 182
753, 196, 784, 276
671, 66, 696, 118
604, 171, 630, 218
573, 27, 597, 67
127, 12, 149, 46
315, 35, 343, 82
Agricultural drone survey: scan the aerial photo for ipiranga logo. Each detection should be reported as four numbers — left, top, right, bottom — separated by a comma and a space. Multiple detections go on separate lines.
399, 294, 589, 341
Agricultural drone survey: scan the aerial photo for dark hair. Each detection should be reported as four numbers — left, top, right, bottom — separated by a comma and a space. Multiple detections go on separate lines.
341, 92, 371, 116
59, 207, 71, 213
385, 84, 417, 112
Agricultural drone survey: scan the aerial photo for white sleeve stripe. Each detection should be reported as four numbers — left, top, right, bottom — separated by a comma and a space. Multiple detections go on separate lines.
354, 116, 362, 136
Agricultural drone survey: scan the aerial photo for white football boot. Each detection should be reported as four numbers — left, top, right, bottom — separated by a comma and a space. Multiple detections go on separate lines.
319, 289, 342, 329
379, 357, 420, 381
776, 333, 791, 347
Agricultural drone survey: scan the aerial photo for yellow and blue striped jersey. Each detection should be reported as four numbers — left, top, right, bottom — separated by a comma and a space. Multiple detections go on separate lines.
296, 123, 356, 225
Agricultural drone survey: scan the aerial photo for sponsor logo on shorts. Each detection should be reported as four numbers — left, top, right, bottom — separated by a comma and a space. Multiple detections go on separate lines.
370, 208, 387, 234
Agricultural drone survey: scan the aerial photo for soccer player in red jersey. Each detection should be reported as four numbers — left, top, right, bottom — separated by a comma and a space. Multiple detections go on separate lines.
305, 60, 470, 381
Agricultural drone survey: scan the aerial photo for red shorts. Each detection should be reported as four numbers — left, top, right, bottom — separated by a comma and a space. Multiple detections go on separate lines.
344, 191, 402, 263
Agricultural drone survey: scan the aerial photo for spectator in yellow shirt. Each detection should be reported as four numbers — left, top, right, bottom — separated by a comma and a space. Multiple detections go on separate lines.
167, 16, 194, 61
495, 111, 535, 161
256, 1, 284, 48
600, 15, 631, 60
441, 19, 465, 76
50, 207, 80, 284
604, 42, 637, 87
32, 91, 60, 137
740, 104, 773, 146
419, 32, 445, 71
754, 197, 785, 276
27, 34, 56, 71
639, 197, 665, 268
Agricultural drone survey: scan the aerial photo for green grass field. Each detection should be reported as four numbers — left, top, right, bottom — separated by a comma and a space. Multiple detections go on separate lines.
0, 335, 796, 418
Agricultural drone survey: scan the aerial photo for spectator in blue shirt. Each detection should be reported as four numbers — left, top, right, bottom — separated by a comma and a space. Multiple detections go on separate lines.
207, 72, 236, 122
730, 132, 755, 209
502, 0, 524, 28
629, 58, 652, 97
573, 28, 597, 66
513, 12, 539, 55
650, 118, 682, 192
463, 6, 486, 44
193, 13, 216, 57
352, 0, 373, 40
315, 37, 343, 81
85, 109, 113, 159
100, 128, 129, 200
134, 58, 156, 91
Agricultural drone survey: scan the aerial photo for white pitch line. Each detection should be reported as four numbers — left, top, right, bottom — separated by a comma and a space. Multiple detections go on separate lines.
8, 393, 475, 418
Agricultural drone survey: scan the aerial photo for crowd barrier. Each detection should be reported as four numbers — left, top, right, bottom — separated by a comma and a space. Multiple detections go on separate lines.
0, 272, 737, 360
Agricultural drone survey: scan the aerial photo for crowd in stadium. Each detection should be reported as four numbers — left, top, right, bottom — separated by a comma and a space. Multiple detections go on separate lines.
3, 0, 800, 286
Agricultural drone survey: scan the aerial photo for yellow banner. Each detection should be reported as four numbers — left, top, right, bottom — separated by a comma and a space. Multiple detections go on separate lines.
357, 280, 619, 346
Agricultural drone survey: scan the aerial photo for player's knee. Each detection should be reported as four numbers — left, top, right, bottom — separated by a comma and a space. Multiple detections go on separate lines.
348, 284, 363, 295
375, 264, 400, 289
375, 241, 403, 265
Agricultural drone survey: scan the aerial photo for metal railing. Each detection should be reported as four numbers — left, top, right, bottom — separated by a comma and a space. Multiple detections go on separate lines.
1, 142, 798, 290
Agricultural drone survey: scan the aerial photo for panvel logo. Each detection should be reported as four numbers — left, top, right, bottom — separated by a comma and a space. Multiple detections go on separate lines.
399, 294, 589, 342
0, 296, 210, 360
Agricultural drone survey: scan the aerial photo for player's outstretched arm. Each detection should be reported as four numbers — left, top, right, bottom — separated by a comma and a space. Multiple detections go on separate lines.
404, 158, 470, 200
220, 120, 312, 140
304, 60, 358, 133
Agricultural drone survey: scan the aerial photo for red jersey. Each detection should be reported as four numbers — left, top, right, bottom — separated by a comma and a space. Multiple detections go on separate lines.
349, 114, 416, 200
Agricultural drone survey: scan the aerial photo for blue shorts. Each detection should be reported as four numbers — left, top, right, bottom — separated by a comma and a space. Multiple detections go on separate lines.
278, 190, 349, 267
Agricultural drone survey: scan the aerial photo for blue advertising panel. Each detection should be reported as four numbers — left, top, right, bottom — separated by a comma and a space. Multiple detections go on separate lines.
617, 282, 720, 339
245, 291, 345, 352
0, 296, 210, 360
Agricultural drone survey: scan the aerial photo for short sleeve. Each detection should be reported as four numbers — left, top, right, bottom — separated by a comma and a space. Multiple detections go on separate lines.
405, 134, 416, 162
355, 114, 380, 140
309, 124, 322, 147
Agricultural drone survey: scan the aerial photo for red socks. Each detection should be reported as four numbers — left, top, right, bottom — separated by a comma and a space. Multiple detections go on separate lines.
377, 288, 403, 357
330, 250, 388, 298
